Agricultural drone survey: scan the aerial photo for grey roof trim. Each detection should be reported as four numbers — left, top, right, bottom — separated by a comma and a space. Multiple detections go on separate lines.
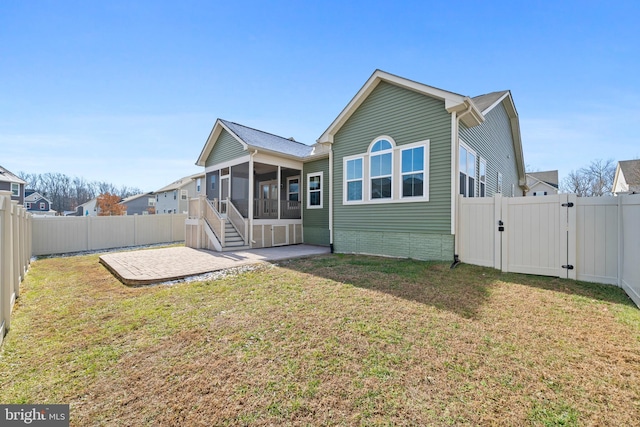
220, 120, 314, 158
197, 119, 316, 166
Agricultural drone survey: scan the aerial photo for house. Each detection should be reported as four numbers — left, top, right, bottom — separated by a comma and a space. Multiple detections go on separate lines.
525, 170, 559, 196
155, 172, 205, 214
75, 198, 99, 216
24, 190, 56, 215
190, 70, 526, 260
0, 165, 27, 205
120, 192, 156, 215
612, 159, 640, 195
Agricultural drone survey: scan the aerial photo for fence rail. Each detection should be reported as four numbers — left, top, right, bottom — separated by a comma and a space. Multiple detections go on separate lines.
31, 213, 187, 256
458, 193, 640, 307
0, 191, 32, 345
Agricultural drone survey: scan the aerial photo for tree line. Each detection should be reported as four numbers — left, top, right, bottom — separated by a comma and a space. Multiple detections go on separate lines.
559, 158, 616, 197
18, 172, 142, 213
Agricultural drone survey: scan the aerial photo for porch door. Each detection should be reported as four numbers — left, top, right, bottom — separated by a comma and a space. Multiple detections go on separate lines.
259, 180, 278, 218
220, 176, 229, 215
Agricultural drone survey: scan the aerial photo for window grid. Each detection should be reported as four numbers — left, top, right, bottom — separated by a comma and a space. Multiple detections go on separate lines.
346, 158, 363, 201
307, 172, 323, 209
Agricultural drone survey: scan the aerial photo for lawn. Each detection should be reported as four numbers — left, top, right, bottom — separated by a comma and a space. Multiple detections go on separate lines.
1, 252, 639, 426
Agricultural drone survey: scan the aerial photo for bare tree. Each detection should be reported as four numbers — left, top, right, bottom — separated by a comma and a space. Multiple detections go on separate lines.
17, 171, 144, 213
561, 158, 616, 197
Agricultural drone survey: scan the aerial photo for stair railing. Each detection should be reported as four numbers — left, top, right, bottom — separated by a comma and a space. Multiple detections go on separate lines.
226, 198, 249, 245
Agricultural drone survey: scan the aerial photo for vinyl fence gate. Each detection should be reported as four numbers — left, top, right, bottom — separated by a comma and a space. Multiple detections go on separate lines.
458, 194, 640, 307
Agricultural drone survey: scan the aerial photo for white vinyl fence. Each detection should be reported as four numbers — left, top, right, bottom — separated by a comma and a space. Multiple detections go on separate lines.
32, 213, 187, 256
0, 191, 32, 344
458, 193, 640, 307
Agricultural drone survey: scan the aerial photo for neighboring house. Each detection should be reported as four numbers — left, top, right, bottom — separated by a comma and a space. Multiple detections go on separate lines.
24, 190, 56, 215
612, 159, 640, 195
193, 70, 526, 261
155, 172, 205, 214
525, 170, 559, 196
0, 165, 26, 205
120, 192, 156, 215
75, 198, 99, 216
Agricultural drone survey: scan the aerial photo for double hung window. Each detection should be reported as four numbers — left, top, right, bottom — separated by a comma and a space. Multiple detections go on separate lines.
479, 158, 487, 197
343, 136, 430, 204
401, 146, 425, 198
459, 143, 477, 197
345, 158, 363, 201
307, 172, 323, 209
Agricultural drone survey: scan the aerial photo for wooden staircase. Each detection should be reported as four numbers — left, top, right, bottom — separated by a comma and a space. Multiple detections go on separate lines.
222, 219, 249, 250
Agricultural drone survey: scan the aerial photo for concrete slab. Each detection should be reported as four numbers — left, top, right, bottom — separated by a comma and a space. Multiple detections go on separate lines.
99, 245, 331, 285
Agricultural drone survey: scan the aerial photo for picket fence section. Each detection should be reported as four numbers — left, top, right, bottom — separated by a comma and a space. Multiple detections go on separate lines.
0, 191, 32, 345
32, 213, 187, 256
458, 193, 640, 307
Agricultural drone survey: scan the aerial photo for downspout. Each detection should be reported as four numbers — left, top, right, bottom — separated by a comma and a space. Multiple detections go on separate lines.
248, 149, 258, 245
329, 146, 334, 253
451, 102, 474, 268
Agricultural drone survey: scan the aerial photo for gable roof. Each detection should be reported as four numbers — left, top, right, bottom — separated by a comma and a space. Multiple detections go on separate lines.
120, 192, 154, 204
0, 165, 26, 185
619, 159, 640, 185
197, 119, 316, 166
24, 191, 51, 203
317, 70, 527, 188
155, 172, 205, 193
527, 170, 559, 188
472, 91, 510, 113
318, 70, 485, 144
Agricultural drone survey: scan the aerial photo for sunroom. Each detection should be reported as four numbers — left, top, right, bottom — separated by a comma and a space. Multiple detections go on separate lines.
187, 119, 325, 251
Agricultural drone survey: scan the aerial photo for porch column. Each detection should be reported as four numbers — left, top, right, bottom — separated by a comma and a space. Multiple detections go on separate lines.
277, 165, 281, 220
248, 151, 256, 245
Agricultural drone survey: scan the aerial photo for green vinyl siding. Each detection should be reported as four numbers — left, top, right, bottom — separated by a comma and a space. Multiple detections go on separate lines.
303, 157, 330, 245
335, 230, 453, 261
204, 129, 247, 167
333, 81, 453, 235
459, 102, 520, 197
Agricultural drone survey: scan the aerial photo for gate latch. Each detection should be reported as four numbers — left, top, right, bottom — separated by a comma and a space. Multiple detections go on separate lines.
498, 220, 504, 232
561, 202, 574, 207
562, 265, 574, 270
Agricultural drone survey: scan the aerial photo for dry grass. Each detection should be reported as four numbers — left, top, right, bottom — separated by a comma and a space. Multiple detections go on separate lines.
1, 252, 639, 426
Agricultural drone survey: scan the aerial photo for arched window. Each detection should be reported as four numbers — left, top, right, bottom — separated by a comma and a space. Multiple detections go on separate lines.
369, 137, 394, 199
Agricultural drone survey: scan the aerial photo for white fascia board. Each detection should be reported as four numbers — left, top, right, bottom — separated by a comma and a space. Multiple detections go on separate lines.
195, 119, 249, 166
253, 152, 304, 170
445, 97, 485, 127
317, 70, 467, 144
480, 91, 512, 115
612, 164, 624, 193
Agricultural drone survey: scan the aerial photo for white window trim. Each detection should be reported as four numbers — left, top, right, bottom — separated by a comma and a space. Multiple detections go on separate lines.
369, 137, 394, 201
181, 190, 188, 200
344, 156, 364, 202
343, 138, 430, 205
479, 157, 487, 197
497, 172, 503, 193
10, 183, 19, 197
25, 202, 31, 209
400, 144, 428, 199
307, 171, 323, 209
459, 141, 477, 198
39, 202, 46, 210
287, 176, 300, 202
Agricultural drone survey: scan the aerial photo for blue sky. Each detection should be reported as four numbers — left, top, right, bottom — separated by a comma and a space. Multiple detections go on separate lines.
2, 0, 638, 192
